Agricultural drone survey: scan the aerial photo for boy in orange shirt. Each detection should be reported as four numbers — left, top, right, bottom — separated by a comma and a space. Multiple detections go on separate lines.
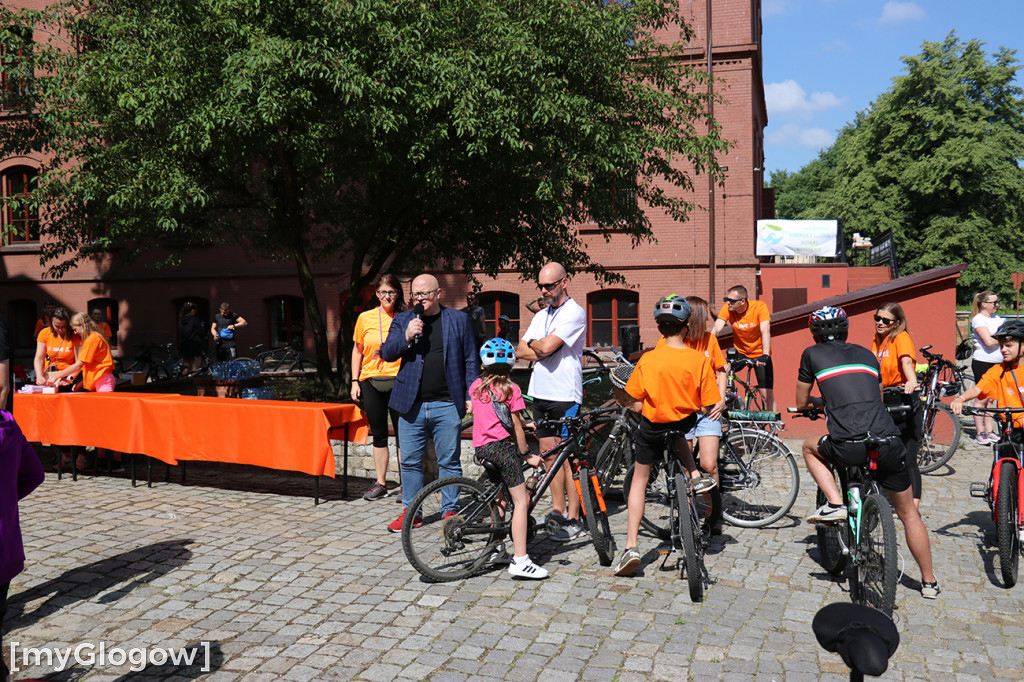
952, 319, 1024, 428
614, 295, 721, 577
713, 284, 775, 410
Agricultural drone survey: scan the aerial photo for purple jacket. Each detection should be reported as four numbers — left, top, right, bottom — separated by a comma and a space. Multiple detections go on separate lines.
0, 410, 44, 583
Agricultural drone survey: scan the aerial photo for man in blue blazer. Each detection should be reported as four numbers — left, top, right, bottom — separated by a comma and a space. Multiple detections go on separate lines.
380, 274, 479, 531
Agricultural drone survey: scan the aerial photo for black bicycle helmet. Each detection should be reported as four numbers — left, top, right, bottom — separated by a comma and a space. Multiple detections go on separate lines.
809, 306, 849, 343
654, 295, 691, 324
994, 318, 1024, 341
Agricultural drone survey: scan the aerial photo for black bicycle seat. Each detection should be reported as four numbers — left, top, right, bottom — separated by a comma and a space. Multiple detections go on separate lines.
812, 602, 899, 678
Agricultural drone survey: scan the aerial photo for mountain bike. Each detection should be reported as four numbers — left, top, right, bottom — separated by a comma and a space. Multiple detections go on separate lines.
248, 340, 317, 373
724, 348, 766, 412
792, 409, 899, 616
717, 410, 800, 527
620, 427, 708, 601
117, 343, 176, 382
401, 406, 620, 581
966, 405, 1024, 587
916, 345, 965, 473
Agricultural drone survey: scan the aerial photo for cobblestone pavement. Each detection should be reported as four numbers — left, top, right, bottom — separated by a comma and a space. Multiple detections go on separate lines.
6, 434, 1024, 681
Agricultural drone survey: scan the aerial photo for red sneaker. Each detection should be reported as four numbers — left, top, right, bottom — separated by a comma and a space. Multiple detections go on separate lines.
443, 511, 459, 520
388, 509, 421, 533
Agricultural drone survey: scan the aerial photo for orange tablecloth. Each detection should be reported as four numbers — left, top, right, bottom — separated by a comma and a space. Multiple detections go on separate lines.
15, 393, 368, 477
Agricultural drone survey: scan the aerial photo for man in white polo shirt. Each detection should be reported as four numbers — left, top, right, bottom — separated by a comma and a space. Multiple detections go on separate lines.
517, 262, 587, 541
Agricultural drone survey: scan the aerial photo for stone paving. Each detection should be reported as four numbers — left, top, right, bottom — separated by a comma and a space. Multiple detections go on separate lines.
6, 433, 1024, 681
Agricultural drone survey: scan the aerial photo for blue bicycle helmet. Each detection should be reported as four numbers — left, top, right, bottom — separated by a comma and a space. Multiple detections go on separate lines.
654, 295, 691, 324
809, 306, 849, 342
480, 337, 516, 367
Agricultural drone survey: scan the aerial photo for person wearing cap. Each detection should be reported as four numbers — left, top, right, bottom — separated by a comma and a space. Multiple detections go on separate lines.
613, 295, 720, 577
952, 318, 1024, 428
796, 306, 939, 599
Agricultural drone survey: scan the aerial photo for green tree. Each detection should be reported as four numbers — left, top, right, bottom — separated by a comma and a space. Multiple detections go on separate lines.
771, 33, 1024, 302
0, 0, 727, 392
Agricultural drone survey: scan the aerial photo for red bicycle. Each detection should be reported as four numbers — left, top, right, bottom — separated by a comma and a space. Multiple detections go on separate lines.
966, 405, 1024, 587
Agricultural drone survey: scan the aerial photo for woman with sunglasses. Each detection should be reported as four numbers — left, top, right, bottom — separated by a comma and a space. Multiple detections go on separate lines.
871, 302, 922, 507
33, 306, 81, 389
970, 290, 1003, 444
351, 274, 405, 501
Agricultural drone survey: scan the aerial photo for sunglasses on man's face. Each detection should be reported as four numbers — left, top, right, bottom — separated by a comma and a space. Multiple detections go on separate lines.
724, 297, 744, 304
538, 280, 562, 291
874, 315, 896, 325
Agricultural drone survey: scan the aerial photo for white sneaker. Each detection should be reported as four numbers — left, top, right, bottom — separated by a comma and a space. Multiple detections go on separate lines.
508, 557, 549, 579
489, 545, 512, 565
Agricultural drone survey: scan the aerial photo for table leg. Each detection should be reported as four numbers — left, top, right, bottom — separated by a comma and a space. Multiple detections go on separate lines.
315, 476, 320, 506
181, 462, 186, 485
130, 453, 137, 487
343, 424, 349, 499
147, 456, 153, 488
71, 446, 78, 482
57, 447, 64, 481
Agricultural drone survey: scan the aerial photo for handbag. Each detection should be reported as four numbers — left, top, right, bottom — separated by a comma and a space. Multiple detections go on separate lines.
368, 376, 396, 392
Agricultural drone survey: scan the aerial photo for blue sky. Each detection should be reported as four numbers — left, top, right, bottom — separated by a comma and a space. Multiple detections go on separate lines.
762, 0, 1024, 177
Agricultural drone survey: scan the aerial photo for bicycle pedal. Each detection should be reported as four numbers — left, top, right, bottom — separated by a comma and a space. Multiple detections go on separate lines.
969, 482, 989, 498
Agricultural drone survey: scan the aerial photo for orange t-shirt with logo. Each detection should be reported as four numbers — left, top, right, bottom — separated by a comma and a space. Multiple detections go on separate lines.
353, 307, 402, 380
37, 327, 81, 371
717, 299, 770, 358
78, 332, 116, 390
625, 344, 720, 423
976, 363, 1024, 428
871, 330, 916, 388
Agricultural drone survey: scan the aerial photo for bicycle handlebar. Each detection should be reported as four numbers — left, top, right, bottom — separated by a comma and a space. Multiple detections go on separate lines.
532, 405, 622, 431
960, 405, 1024, 417
919, 345, 958, 370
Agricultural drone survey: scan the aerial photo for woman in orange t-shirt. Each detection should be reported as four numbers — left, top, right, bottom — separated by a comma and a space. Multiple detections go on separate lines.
56, 312, 116, 392
33, 306, 81, 388
682, 296, 728, 495
871, 302, 922, 506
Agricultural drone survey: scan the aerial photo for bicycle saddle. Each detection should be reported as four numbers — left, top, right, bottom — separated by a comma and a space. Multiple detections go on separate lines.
812, 602, 899, 678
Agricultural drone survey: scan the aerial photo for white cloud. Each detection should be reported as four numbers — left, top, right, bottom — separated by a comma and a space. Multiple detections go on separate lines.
766, 124, 835, 150
821, 40, 851, 53
765, 80, 848, 118
763, 0, 789, 17
878, 1, 926, 25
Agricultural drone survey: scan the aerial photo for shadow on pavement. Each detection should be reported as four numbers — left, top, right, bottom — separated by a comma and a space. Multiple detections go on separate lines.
6, 539, 194, 632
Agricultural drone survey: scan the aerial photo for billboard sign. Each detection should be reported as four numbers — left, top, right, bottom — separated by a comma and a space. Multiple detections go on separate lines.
755, 219, 838, 257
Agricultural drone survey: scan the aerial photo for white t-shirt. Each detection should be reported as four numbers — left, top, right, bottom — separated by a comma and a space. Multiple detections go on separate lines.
523, 297, 586, 403
973, 313, 1004, 363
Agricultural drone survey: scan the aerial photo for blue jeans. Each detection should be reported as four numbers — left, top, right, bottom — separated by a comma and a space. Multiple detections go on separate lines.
398, 400, 463, 512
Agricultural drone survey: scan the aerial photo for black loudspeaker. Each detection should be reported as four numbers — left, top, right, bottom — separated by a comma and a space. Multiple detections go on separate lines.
619, 324, 641, 358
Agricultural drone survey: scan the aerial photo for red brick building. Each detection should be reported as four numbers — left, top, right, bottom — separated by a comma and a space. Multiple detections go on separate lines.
1, 1, 768, 365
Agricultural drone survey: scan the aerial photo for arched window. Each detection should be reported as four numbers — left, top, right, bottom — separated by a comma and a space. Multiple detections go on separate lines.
268, 295, 304, 347
87, 297, 121, 348
587, 290, 638, 348
477, 292, 520, 343
6, 298, 35, 350
1, 165, 38, 245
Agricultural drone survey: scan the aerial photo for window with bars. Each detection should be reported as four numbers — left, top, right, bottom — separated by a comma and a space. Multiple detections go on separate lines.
268, 295, 305, 348
1, 166, 39, 245
478, 292, 520, 344
587, 290, 638, 347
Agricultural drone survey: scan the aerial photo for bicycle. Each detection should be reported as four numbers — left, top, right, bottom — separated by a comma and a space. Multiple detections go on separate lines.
724, 348, 766, 412
620, 427, 709, 601
791, 408, 900, 616
965, 405, 1024, 587
401, 406, 620, 581
118, 343, 175, 382
247, 340, 317, 373
717, 410, 800, 527
916, 345, 965, 473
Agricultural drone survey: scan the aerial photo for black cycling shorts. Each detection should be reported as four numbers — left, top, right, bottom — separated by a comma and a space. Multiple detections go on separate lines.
532, 399, 580, 439
817, 435, 911, 493
751, 355, 774, 390
632, 415, 698, 466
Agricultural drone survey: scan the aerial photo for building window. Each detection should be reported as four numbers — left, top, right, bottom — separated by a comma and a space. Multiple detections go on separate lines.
1, 165, 39, 245
268, 295, 304, 347
587, 290, 638, 348
0, 27, 32, 110
87, 297, 120, 348
7, 298, 35, 350
478, 292, 520, 344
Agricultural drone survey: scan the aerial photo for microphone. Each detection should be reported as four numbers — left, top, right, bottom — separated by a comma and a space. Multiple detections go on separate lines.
413, 303, 424, 343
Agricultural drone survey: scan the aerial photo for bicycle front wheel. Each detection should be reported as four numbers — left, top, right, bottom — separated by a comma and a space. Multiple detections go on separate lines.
623, 462, 672, 540
579, 467, 615, 566
918, 402, 961, 473
850, 493, 898, 616
719, 428, 800, 528
401, 476, 502, 582
675, 472, 703, 602
996, 461, 1020, 587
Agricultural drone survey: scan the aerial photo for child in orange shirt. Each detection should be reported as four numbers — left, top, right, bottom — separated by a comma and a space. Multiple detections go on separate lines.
614, 295, 721, 577
953, 319, 1024, 429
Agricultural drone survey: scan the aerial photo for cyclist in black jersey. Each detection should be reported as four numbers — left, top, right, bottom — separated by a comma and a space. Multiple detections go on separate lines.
795, 306, 939, 599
